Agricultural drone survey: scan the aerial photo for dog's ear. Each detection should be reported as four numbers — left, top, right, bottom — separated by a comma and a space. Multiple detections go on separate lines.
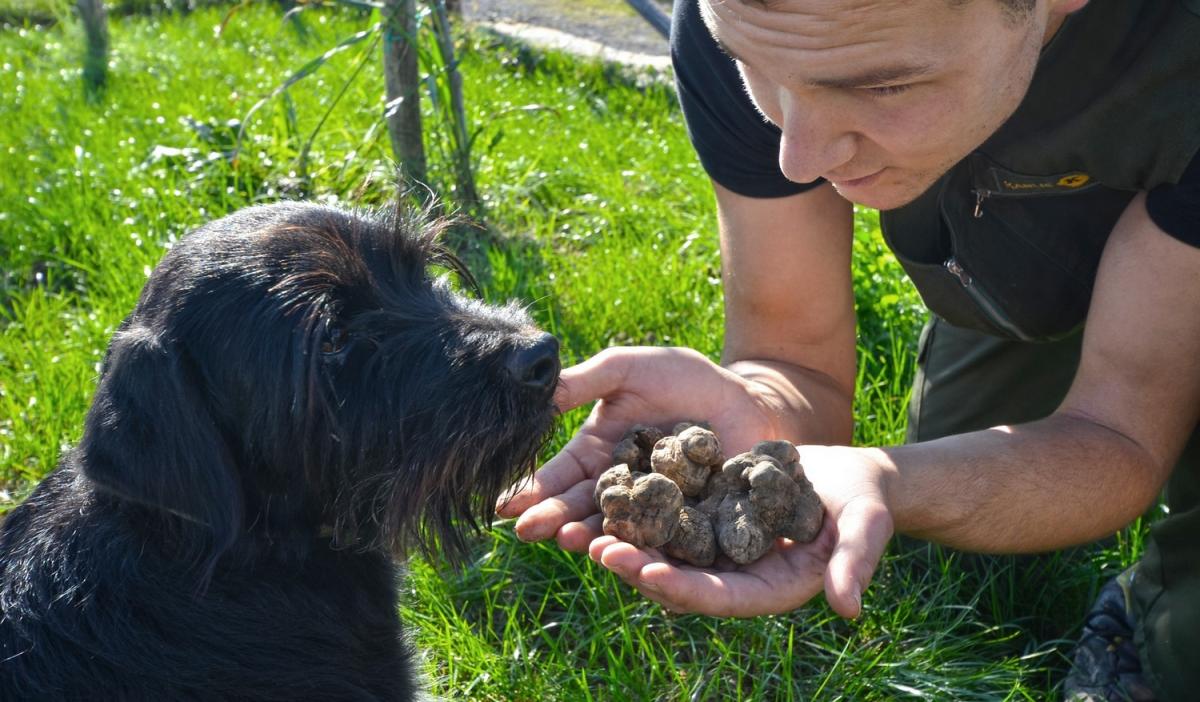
78, 326, 242, 548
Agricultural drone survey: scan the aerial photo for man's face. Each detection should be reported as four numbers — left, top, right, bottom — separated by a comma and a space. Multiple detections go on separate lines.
700, 0, 1061, 210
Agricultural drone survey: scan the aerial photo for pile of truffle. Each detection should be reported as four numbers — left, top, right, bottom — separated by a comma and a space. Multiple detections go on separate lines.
593, 423, 824, 567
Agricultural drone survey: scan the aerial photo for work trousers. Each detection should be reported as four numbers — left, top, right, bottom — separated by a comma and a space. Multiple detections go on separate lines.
906, 316, 1200, 701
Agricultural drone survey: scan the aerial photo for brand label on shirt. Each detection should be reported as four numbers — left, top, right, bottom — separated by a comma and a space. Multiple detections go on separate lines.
976, 164, 1097, 196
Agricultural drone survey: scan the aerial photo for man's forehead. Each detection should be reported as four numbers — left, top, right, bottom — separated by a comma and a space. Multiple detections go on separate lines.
699, 0, 953, 56
699, 0, 972, 90
704, 0, 914, 18
700, 0, 930, 24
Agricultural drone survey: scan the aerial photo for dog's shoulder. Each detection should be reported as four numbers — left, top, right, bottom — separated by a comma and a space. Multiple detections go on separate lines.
0, 460, 93, 555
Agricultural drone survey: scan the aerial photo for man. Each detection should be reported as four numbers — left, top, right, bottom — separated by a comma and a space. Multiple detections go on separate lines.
497, 0, 1200, 699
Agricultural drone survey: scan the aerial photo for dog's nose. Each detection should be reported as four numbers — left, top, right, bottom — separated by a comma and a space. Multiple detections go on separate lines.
506, 333, 560, 395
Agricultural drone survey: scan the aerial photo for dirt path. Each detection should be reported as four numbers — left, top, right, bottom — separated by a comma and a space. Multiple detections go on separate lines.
460, 0, 671, 60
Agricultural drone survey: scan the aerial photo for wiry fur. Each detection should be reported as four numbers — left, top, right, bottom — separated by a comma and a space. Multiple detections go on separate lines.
0, 201, 560, 700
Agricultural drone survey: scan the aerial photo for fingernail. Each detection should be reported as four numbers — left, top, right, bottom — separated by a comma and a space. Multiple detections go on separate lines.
513, 518, 540, 542
639, 580, 661, 595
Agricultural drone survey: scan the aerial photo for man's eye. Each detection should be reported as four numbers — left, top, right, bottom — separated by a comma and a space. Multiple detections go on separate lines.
864, 84, 912, 97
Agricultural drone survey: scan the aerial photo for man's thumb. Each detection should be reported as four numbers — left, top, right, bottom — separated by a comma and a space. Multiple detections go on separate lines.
824, 500, 893, 618
553, 347, 632, 413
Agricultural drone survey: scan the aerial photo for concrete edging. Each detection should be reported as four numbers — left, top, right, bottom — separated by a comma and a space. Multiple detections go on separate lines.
477, 20, 672, 72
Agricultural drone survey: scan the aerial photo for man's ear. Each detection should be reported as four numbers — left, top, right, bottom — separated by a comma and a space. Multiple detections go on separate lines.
78, 327, 243, 552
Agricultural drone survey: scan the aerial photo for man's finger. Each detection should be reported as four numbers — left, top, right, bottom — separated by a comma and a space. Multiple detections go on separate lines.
637, 562, 779, 617
586, 533, 622, 563
552, 349, 632, 414
494, 474, 538, 518
824, 499, 893, 619
596, 540, 657, 584
513, 478, 598, 542
496, 431, 609, 517
598, 543, 780, 618
559, 514, 603, 553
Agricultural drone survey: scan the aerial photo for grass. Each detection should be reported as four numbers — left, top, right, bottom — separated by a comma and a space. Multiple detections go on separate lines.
0, 4, 1145, 699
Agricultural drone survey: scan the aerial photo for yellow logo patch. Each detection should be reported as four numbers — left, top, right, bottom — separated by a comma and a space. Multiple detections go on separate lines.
1056, 174, 1091, 188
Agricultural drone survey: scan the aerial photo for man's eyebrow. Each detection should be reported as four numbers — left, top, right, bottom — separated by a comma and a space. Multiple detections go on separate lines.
715, 31, 934, 89
809, 63, 936, 89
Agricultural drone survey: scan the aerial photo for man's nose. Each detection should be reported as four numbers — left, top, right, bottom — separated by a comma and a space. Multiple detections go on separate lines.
777, 95, 856, 184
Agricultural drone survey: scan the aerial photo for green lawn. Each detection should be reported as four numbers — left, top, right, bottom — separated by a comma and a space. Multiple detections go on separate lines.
0, 5, 1140, 699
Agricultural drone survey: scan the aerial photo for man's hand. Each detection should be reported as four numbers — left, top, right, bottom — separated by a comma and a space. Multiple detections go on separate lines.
496, 345, 785, 552
498, 182, 862, 615
589, 445, 894, 618
495, 344, 888, 619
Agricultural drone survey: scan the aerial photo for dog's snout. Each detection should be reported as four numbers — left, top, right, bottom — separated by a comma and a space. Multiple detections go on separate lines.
506, 333, 560, 394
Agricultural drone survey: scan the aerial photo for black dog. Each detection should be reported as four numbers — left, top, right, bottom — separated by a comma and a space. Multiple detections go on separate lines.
0, 201, 560, 700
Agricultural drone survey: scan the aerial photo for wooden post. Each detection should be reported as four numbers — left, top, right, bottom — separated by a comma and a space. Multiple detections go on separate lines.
76, 0, 108, 95
429, 0, 479, 212
381, 0, 427, 186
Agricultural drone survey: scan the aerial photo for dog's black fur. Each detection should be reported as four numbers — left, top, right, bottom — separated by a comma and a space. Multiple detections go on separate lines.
0, 202, 560, 700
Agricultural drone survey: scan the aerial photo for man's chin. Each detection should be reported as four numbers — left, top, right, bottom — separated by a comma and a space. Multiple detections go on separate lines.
829, 173, 932, 211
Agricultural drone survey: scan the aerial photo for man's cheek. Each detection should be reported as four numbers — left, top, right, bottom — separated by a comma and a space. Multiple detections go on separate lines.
863, 96, 959, 160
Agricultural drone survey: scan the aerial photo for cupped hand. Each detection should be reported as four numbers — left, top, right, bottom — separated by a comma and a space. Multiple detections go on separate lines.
589, 527, 835, 618
589, 444, 895, 619
495, 346, 782, 552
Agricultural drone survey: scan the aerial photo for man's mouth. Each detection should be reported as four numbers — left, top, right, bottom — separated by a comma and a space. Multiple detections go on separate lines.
827, 168, 885, 189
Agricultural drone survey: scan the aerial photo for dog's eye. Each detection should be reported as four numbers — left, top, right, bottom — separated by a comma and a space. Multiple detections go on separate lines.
321, 326, 347, 355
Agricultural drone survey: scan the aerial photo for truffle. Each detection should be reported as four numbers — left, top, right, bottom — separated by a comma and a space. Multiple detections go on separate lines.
716, 492, 772, 565
662, 505, 717, 567
743, 457, 822, 542
593, 463, 641, 511
610, 424, 666, 473
679, 425, 723, 466
650, 428, 723, 498
599, 472, 684, 548
596, 427, 824, 566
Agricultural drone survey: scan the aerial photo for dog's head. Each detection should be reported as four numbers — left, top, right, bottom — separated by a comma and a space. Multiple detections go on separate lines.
77, 201, 559, 569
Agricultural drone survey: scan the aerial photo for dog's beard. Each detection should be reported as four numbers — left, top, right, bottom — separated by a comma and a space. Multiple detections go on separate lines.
319, 370, 557, 563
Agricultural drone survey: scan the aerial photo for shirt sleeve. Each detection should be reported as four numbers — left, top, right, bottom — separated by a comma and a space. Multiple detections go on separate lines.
1146, 149, 1200, 248
669, 0, 822, 198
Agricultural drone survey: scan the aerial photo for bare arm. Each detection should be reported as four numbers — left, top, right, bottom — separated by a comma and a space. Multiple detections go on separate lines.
499, 178, 858, 611
715, 180, 857, 445
619, 193, 1200, 620
571, 183, 872, 618
873, 193, 1200, 551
